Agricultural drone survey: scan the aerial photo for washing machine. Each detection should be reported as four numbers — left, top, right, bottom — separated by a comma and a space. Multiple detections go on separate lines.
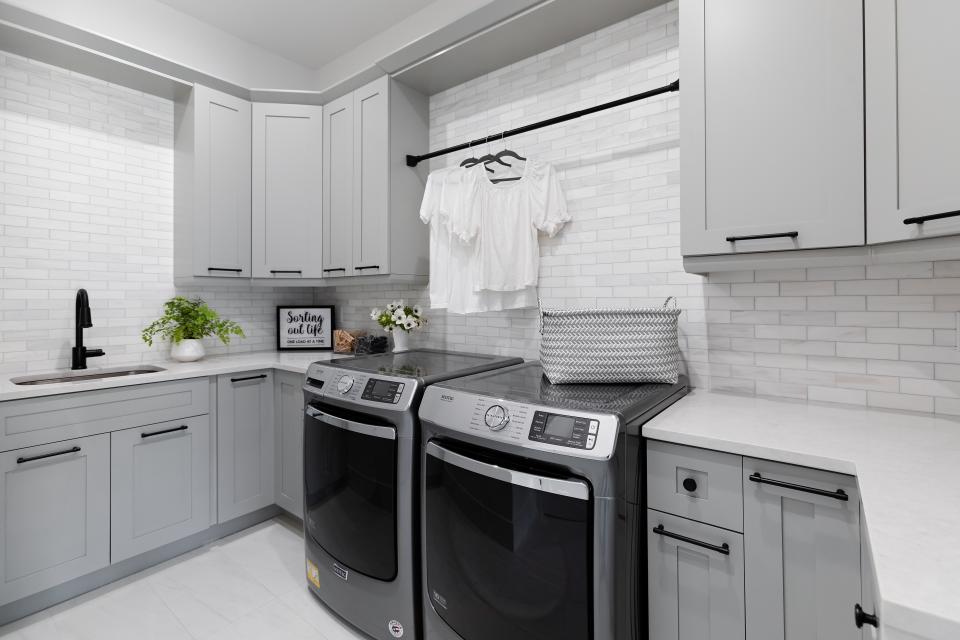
418, 362, 688, 640
302, 349, 522, 640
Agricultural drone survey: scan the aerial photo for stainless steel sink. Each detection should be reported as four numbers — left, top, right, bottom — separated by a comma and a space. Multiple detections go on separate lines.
11, 365, 166, 386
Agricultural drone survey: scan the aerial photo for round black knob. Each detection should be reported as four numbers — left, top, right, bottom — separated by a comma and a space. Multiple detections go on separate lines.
682, 477, 698, 493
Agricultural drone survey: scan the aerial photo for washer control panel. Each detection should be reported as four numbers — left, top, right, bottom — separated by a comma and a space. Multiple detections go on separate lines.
528, 411, 598, 450
361, 378, 406, 404
304, 363, 416, 411
484, 405, 510, 430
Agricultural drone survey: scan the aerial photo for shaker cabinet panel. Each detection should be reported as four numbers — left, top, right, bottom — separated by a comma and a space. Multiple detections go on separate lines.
322, 93, 355, 278
352, 75, 390, 276
648, 510, 745, 640
680, 0, 864, 256
217, 371, 275, 522
274, 370, 304, 518
0, 435, 110, 606
110, 416, 211, 562
866, 0, 960, 244
252, 103, 324, 278
743, 458, 861, 640
191, 85, 252, 277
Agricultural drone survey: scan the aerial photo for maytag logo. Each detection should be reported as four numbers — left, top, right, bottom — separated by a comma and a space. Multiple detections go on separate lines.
440, 394, 454, 402
432, 590, 448, 610
333, 563, 349, 581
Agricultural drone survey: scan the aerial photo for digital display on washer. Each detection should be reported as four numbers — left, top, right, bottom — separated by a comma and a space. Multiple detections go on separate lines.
543, 414, 576, 439
361, 378, 404, 403
528, 411, 596, 449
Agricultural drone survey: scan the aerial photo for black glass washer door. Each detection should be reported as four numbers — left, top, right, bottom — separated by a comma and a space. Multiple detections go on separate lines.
304, 403, 397, 581
425, 441, 593, 640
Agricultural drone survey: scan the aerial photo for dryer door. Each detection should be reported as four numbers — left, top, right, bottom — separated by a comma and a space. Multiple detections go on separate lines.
424, 441, 592, 640
304, 403, 397, 581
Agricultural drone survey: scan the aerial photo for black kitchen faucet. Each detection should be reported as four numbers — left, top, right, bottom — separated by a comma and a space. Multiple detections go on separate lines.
71, 288, 105, 370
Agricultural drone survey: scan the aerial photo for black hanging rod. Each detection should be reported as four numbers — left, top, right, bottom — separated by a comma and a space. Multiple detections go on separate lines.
405, 78, 679, 168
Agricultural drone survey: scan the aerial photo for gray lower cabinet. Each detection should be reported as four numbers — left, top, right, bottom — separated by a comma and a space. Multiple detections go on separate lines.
648, 510, 745, 640
110, 416, 211, 563
857, 509, 880, 640
217, 371, 275, 522
743, 458, 861, 640
274, 370, 304, 518
0, 435, 110, 606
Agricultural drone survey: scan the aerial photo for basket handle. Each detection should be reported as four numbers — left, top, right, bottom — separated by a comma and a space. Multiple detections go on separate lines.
663, 296, 678, 309
537, 296, 544, 334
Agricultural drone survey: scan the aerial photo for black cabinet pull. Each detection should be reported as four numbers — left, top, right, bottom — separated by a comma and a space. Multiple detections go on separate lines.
854, 604, 879, 629
269, 270, 302, 274
17, 446, 81, 464
726, 232, 799, 242
142, 424, 188, 439
682, 477, 698, 492
652, 524, 730, 556
903, 209, 960, 225
354, 265, 380, 271
231, 374, 267, 383
207, 267, 243, 273
749, 472, 848, 501
323, 268, 346, 273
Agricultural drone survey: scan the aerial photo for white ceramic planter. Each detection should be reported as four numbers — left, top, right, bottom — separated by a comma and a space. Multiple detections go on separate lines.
392, 330, 410, 352
170, 339, 206, 362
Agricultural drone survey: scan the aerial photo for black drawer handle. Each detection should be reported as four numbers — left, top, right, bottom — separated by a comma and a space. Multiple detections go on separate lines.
323, 268, 346, 273
726, 232, 799, 242
17, 446, 81, 464
354, 265, 380, 271
652, 524, 730, 556
207, 267, 243, 273
854, 604, 879, 629
269, 270, 302, 274
749, 472, 848, 501
142, 424, 188, 439
903, 209, 960, 225
231, 374, 267, 383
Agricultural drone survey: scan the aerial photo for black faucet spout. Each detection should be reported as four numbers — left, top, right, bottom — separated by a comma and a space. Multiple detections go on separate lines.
72, 289, 104, 370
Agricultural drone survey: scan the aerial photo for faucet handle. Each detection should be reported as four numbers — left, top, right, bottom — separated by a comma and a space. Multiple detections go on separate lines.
85, 348, 105, 358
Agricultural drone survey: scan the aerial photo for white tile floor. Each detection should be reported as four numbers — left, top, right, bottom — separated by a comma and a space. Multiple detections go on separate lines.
0, 518, 367, 640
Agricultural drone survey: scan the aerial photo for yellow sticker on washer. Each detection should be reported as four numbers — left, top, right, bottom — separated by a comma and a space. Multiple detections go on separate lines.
306, 559, 320, 588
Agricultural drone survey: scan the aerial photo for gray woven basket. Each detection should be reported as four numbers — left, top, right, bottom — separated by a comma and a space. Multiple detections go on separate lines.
539, 297, 682, 384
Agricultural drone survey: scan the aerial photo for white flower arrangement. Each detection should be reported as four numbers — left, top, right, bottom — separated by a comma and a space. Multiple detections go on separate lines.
370, 300, 426, 333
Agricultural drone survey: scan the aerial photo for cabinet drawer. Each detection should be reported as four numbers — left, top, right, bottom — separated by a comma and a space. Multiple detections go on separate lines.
647, 440, 743, 532
0, 378, 209, 452
0, 434, 110, 605
648, 509, 745, 640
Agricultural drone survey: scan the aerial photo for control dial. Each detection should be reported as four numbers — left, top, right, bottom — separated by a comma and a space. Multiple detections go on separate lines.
336, 375, 354, 394
484, 405, 510, 431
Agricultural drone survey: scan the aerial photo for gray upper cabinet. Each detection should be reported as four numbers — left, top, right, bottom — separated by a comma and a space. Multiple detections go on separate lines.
217, 371, 275, 522
110, 416, 211, 563
648, 509, 745, 640
252, 103, 324, 279
743, 458, 861, 640
274, 370, 304, 518
680, 0, 865, 256
0, 435, 110, 606
322, 91, 355, 278
322, 75, 429, 278
175, 84, 252, 278
866, 1, 960, 244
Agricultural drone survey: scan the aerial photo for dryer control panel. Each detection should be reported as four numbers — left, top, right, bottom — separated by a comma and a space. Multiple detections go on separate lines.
528, 412, 598, 450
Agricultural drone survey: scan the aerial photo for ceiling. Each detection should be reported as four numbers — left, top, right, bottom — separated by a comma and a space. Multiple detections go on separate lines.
155, 0, 436, 69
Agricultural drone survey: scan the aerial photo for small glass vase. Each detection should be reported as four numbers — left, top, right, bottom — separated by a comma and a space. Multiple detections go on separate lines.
392, 330, 410, 352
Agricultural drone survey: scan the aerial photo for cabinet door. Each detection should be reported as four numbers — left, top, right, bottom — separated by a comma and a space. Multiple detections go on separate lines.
858, 509, 879, 640
192, 85, 252, 277
0, 435, 109, 606
648, 510, 745, 640
680, 0, 864, 256
217, 371, 275, 522
866, 1, 960, 243
274, 370, 304, 518
743, 459, 861, 640
110, 416, 211, 562
322, 92, 354, 278
352, 75, 390, 276
252, 103, 324, 278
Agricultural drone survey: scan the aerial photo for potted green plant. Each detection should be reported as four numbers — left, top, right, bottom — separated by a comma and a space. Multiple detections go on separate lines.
142, 296, 245, 362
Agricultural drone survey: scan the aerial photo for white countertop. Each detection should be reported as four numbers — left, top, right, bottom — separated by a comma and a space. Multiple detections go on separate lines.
644, 389, 960, 640
0, 351, 338, 402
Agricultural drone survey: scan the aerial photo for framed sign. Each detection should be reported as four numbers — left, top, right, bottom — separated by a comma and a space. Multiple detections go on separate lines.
277, 306, 335, 351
